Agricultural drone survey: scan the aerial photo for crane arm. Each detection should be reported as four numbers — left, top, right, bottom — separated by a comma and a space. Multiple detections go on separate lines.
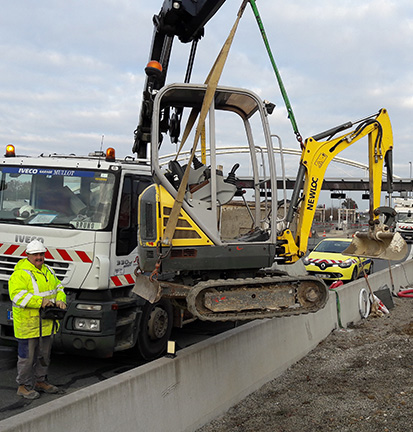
133, 0, 227, 158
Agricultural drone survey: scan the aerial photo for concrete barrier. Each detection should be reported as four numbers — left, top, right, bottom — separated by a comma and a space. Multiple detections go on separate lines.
334, 259, 413, 328
1, 261, 412, 432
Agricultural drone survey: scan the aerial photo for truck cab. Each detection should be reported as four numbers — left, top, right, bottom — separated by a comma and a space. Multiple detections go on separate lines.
394, 197, 413, 242
0, 146, 171, 359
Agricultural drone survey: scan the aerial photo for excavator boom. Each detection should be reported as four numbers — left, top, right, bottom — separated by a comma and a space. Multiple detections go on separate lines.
133, 0, 226, 158
278, 108, 407, 263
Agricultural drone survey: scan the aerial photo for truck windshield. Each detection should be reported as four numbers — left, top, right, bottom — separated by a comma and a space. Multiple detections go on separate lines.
0, 166, 116, 230
397, 212, 413, 223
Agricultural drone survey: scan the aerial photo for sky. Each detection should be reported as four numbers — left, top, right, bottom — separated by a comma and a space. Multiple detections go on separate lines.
1, 0, 413, 207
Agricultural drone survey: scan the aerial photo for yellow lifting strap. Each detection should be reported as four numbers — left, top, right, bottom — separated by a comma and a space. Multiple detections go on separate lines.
162, 0, 249, 246
201, 123, 206, 165
175, 111, 206, 162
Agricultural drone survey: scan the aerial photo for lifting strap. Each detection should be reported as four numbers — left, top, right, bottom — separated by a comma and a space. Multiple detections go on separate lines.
162, 0, 249, 246
248, 0, 304, 149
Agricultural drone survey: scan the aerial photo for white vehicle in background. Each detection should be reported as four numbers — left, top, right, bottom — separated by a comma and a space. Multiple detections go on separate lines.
394, 197, 413, 242
0, 144, 170, 360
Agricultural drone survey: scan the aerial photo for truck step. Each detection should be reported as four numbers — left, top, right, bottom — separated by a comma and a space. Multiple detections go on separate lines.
116, 313, 137, 327
114, 297, 139, 309
113, 340, 134, 352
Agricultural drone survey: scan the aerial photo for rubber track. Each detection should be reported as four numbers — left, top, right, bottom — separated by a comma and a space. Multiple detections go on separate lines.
186, 275, 329, 322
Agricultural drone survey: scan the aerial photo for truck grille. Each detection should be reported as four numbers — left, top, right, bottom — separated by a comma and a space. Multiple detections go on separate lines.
0, 255, 69, 281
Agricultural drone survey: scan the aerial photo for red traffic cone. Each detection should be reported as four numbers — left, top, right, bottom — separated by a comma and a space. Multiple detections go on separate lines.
323, 230, 326, 237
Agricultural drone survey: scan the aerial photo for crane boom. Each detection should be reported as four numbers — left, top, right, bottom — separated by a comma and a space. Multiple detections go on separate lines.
133, 0, 227, 158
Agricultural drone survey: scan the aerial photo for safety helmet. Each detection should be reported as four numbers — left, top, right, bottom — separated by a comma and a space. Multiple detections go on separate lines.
26, 239, 47, 254
15, 204, 36, 220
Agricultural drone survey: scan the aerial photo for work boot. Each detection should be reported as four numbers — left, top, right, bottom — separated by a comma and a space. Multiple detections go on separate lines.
17, 385, 40, 400
34, 381, 59, 394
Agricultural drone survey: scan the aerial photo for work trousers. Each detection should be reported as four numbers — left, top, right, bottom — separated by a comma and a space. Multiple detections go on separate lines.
16, 336, 52, 388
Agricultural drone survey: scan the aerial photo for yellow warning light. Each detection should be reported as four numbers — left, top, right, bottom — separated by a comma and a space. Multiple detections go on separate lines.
106, 147, 116, 162
105, 147, 116, 162
145, 60, 163, 79
5, 144, 15, 157
146, 60, 162, 72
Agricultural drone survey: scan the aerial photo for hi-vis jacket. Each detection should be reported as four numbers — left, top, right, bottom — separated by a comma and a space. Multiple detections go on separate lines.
8, 258, 66, 339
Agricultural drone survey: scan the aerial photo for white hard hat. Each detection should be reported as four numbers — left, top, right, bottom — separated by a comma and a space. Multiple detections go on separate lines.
15, 204, 36, 220
26, 240, 47, 254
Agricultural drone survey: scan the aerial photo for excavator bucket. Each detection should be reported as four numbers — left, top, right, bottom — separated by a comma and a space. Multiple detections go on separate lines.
343, 229, 408, 261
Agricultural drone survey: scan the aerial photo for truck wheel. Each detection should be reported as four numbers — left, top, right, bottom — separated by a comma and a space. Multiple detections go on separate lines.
137, 299, 173, 361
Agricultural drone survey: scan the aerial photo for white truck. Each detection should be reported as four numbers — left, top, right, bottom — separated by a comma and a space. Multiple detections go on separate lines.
0, 146, 176, 360
0, 0, 230, 361
394, 197, 413, 242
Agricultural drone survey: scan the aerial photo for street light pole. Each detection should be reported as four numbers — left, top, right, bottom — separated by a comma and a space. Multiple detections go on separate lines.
410, 162, 412, 197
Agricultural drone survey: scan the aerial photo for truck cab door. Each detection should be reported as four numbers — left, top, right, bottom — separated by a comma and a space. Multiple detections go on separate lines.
116, 175, 152, 256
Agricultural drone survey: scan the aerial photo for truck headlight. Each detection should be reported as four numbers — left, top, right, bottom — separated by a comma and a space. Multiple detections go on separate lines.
303, 257, 310, 265
76, 304, 102, 311
73, 318, 101, 332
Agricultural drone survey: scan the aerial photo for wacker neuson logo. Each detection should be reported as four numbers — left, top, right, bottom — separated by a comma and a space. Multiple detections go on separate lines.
306, 177, 319, 211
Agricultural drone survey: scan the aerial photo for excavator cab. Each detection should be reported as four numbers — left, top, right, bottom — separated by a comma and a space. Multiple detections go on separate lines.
139, 82, 281, 271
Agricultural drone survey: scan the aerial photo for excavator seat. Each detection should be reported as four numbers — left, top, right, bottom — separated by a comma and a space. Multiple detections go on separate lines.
236, 227, 270, 242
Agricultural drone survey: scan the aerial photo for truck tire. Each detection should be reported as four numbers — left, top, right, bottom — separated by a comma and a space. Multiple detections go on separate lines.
136, 299, 173, 361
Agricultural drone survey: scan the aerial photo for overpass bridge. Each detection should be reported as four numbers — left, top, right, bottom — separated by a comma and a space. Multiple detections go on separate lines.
161, 147, 413, 194
238, 147, 413, 193
238, 177, 413, 193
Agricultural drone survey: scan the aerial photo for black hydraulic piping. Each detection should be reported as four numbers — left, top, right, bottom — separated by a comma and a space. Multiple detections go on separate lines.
286, 163, 306, 225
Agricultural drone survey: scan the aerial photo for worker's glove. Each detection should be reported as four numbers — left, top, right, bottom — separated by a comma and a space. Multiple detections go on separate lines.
56, 301, 67, 310
41, 298, 54, 308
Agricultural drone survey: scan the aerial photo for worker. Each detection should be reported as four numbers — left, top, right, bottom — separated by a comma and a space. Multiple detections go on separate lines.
8, 239, 67, 400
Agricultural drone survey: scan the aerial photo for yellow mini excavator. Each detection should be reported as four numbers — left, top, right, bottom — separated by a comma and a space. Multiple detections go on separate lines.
133, 0, 407, 325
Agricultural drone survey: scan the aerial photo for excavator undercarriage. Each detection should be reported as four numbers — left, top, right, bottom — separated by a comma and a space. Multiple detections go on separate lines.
134, 261, 329, 322
186, 274, 328, 321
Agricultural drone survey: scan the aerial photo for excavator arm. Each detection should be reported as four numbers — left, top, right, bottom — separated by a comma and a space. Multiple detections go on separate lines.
278, 108, 407, 262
